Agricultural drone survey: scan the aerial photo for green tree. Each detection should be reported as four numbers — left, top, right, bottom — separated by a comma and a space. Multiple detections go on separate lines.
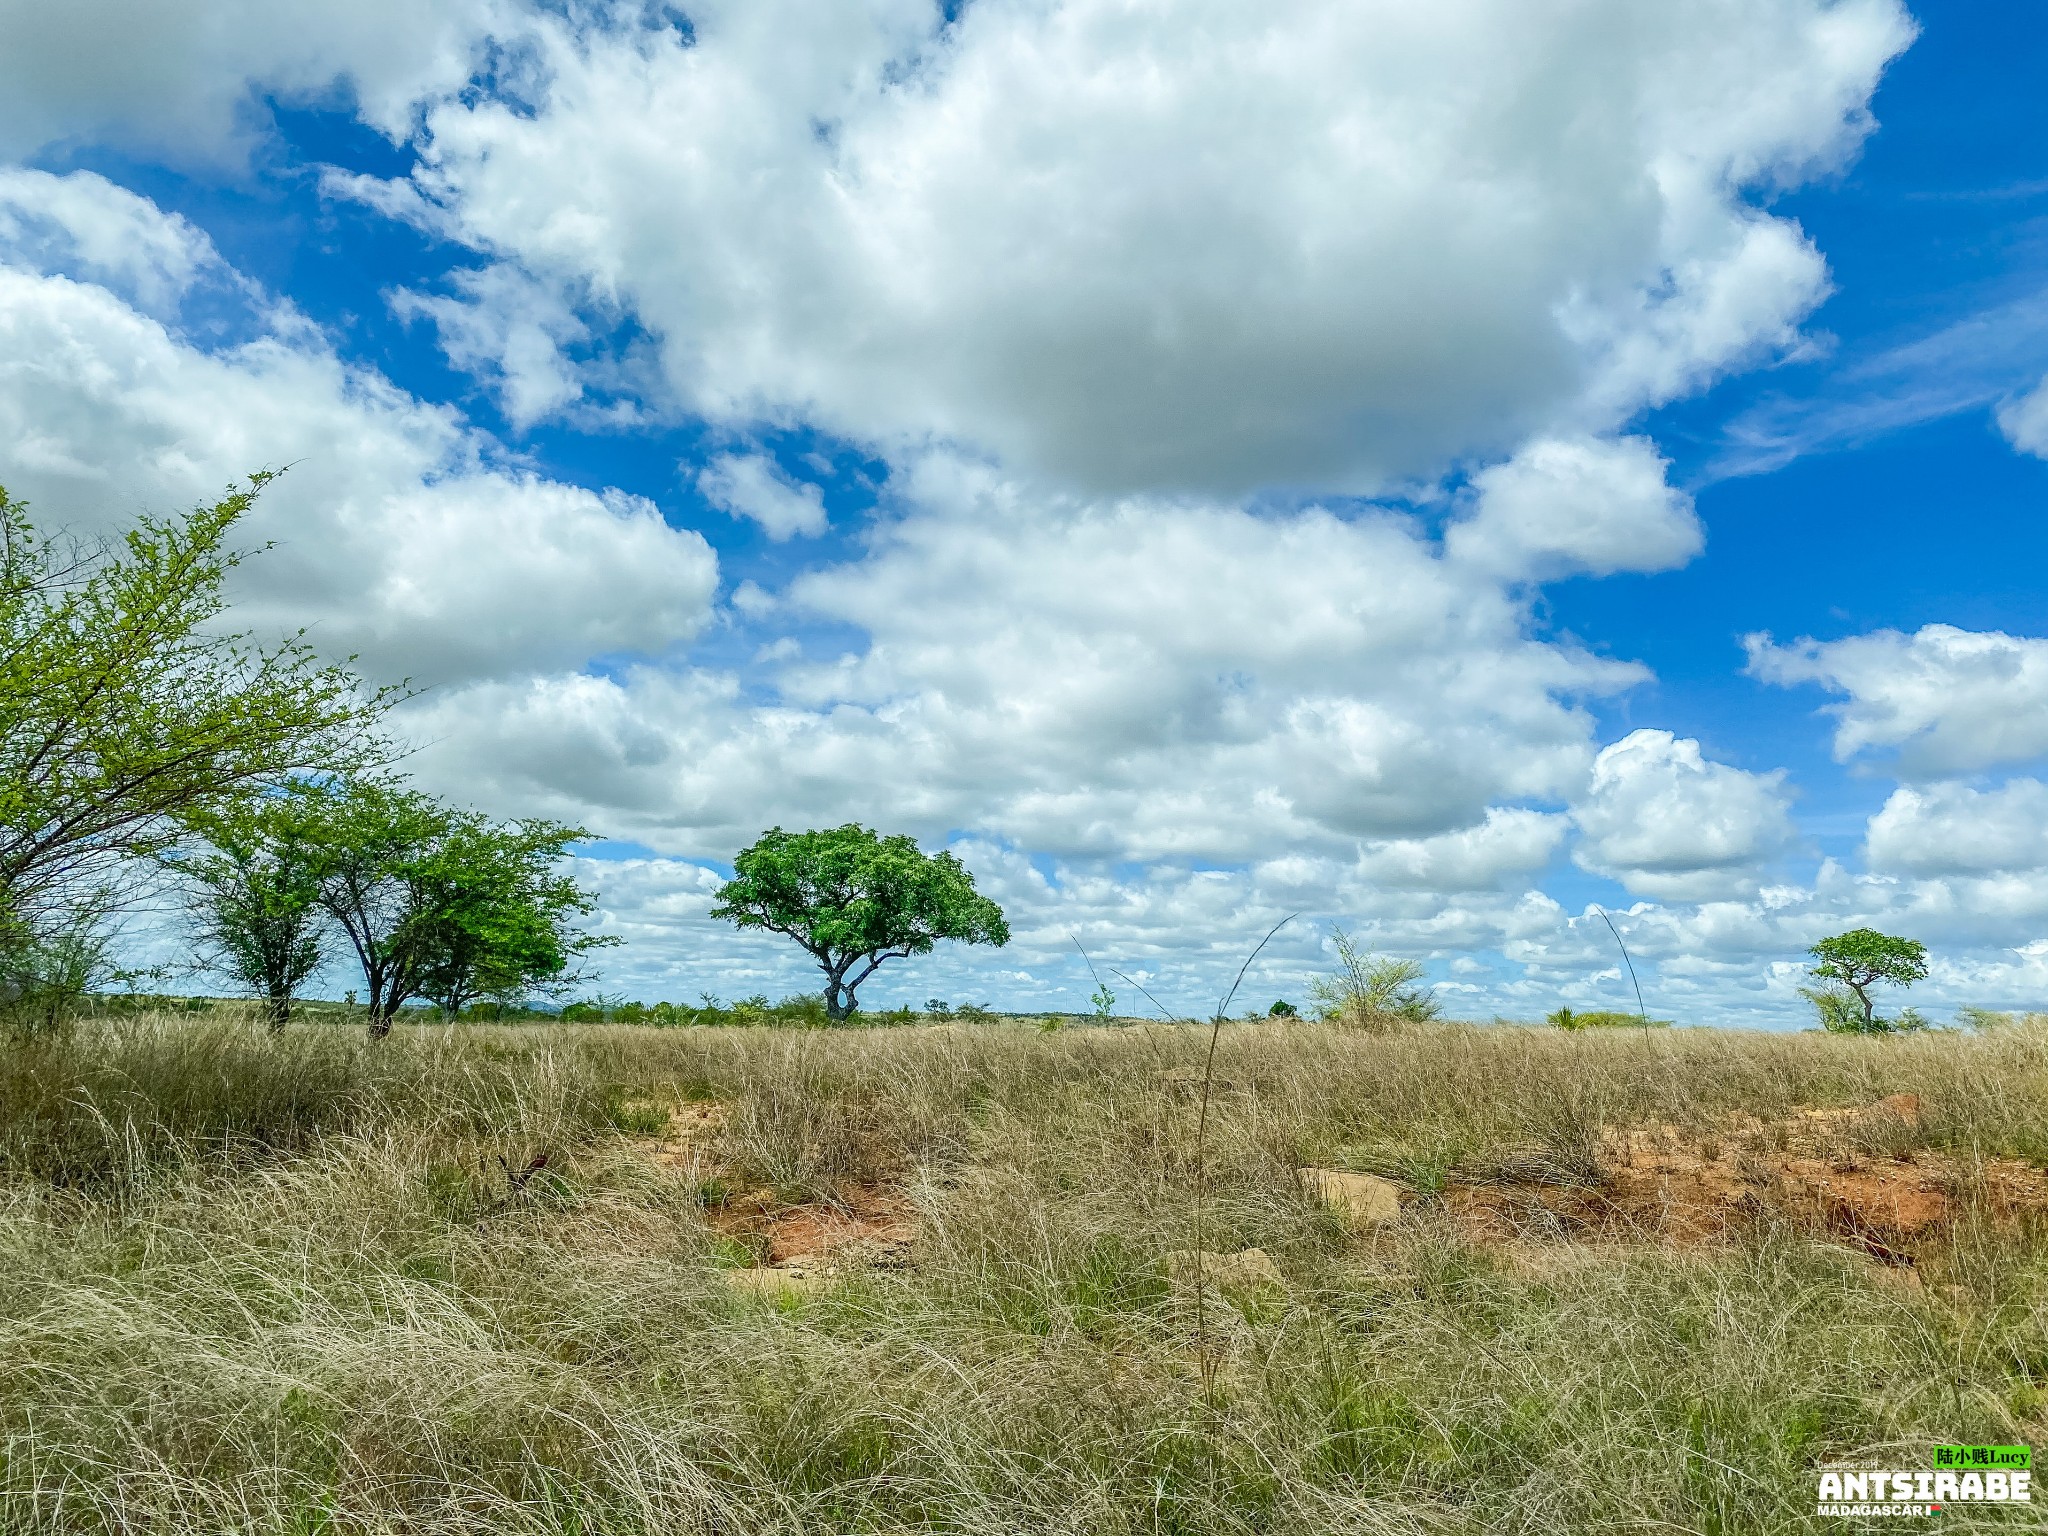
177, 788, 329, 1031
299, 777, 612, 1037
298, 778, 449, 1037
710, 825, 1009, 1022
0, 476, 391, 942
1806, 928, 1928, 1033
409, 817, 617, 1018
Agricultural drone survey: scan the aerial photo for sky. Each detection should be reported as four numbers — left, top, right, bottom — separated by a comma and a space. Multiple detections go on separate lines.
3, 0, 2046, 1025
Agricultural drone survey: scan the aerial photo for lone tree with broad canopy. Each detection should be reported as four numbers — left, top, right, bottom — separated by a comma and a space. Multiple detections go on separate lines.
711, 825, 1009, 1022
1807, 928, 1928, 1032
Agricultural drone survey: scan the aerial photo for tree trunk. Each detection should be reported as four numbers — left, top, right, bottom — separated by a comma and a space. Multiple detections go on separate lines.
823, 963, 853, 1023
1848, 979, 1874, 1029
264, 991, 290, 1034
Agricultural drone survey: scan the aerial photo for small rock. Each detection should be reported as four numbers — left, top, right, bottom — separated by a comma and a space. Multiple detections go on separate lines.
1169, 1247, 1284, 1290
1300, 1167, 1403, 1227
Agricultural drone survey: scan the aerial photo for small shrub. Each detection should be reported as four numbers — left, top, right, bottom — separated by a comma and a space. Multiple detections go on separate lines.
0, 915, 112, 1040
1801, 983, 1928, 1034
1956, 1006, 2046, 1031
1547, 1007, 1669, 1030
1308, 927, 1440, 1030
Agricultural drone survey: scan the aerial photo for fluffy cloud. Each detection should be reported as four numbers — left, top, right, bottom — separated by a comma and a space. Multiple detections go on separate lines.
0, 0, 512, 161
1998, 373, 2048, 458
1571, 730, 1794, 900
0, 175, 717, 687
1445, 435, 1702, 580
389, 265, 592, 430
382, 0, 1911, 493
1748, 624, 2048, 776
21, 4, 2040, 1028
1866, 779, 2048, 877
0, 169, 223, 314
696, 452, 828, 539
401, 455, 1643, 859
1355, 810, 1568, 892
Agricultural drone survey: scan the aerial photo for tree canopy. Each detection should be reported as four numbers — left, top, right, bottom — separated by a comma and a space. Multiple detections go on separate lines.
710, 825, 1009, 1022
285, 776, 612, 1038
177, 787, 330, 1031
0, 475, 391, 937
1808, 928, 1928, 1032
406, 814, 617, 1020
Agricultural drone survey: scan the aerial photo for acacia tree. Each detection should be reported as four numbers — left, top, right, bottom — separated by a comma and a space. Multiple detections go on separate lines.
0, 475, 390, 942
410, 818, 617, 1018
178, 788, 329, 1031
298, 777, 610, 1037
1808, 928, 1928, 1032
710, 825, 1009, 1022
296, 778, 448, 1037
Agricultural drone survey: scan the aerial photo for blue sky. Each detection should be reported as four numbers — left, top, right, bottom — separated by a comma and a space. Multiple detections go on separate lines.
3, 0, 2046, 1023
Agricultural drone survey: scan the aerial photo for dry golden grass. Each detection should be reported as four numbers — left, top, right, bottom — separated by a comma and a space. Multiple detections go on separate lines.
1, 1012, 2044, 1532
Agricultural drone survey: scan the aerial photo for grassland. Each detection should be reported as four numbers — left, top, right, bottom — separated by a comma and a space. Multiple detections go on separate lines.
2, 1011, 2045, 1533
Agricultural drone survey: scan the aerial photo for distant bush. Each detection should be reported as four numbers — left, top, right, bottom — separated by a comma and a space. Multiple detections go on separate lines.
1, 915, 112, 1039
1308, 928, 1440, 1030
1800, 981, 1929, 1035
1957, 1007, 2048, 1031
1547, 1007, 1670, 1030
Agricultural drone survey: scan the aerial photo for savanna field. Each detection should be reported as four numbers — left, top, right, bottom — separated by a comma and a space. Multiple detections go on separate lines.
4, 1009, 2045, 1535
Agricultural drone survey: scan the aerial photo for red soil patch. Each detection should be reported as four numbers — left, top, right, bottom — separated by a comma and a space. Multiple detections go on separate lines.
622, 1097, 916, 1273
708, 1183, 918, 1269
1442, 1095, 2048, 1266
635, 1099, 726, 1170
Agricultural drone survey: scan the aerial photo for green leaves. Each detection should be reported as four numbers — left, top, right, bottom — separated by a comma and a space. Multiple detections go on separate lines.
1807, 928, 1928, 1032
710, 825, 1009, 1020
402, 811, 617, 1019
188, 776, 616, 1038
177, 787, 332, 1030
0, 474, 393, 928
1307, 927, 1440, 1029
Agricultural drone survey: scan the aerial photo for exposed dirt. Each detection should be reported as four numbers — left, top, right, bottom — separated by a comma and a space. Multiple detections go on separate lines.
1440, 1094, 2048, 1266
631, 1098, 726, 1170
619, 1092, 2048, 1287
623, 1097, 915, 1280
705, 1182, 918, 1270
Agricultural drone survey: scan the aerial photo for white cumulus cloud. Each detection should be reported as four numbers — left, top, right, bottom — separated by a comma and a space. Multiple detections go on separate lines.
383, 0, 1911, 492
400, 454, 1644, 861
1572, 729, 1794, 900
1866, 779, 2048, 877
1997, 373, 2048, 458
1445, 435, 1702, 581
0, 168, 223, 314
1747, 624, 2048, 777
696, 452, 829, 540
0, 174, 718, 688
0, 0, 516, 162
